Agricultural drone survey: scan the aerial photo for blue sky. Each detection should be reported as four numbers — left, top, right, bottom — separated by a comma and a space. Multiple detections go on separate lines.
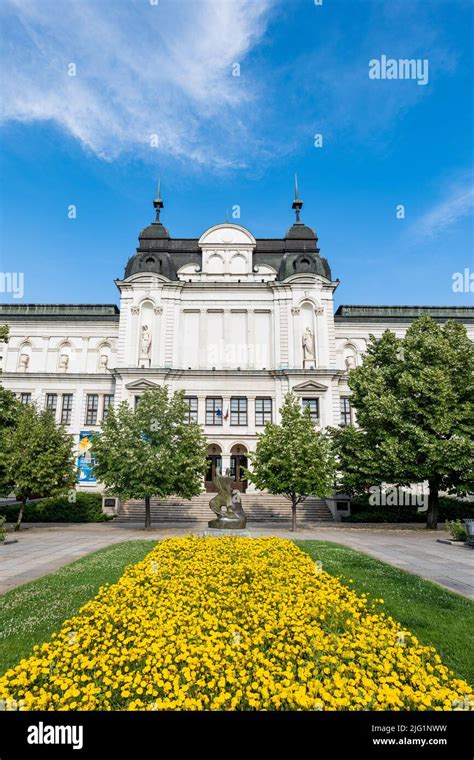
0, 0, 473, 307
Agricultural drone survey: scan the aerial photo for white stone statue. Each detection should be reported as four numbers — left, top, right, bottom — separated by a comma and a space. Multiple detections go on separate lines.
345, 354, 356, 370
59, 353, 69, 372
302, 327, 315, 367
99, 353, 109, 370
140, 325, 152, 357
19, 353, 29, 371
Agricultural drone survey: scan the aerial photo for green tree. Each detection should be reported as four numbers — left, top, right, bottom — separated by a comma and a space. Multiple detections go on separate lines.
2, 403, 77, 530
332, 316, 474, 529
0, 325, 8, 376
247, 393, 335, 532
91, 386, 208, 529
0, 386, 21, 496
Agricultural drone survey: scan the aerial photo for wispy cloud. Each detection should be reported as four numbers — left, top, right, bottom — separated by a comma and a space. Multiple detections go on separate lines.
411, 177, 474, 240
0, 0, 274, 167
0, 0, 464, 171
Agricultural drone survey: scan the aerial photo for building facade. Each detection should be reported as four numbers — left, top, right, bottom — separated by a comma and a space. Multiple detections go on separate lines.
1, 189, 473, 496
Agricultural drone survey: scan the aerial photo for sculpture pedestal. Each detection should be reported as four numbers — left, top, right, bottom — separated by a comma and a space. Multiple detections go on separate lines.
203, 528, 252, 538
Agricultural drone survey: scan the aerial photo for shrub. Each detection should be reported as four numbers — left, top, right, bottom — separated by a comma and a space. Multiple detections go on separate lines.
445, 519, 468, 542
0, 516, 6, 542
342, 495, 474, 523
1, 493, 109, 523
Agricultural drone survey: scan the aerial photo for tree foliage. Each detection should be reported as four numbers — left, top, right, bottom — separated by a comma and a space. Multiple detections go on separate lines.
0, 386, 21, 496
247, 393, 335, 531
91, 387, 208, 528
332, 317, 474, 529
1, 403, 77, 530
0, 325, 9, 345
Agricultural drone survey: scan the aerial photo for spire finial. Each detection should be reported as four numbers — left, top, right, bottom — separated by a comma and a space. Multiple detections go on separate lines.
226, 207, 229, 223
292, 173, 303, 223
153, 177, 164, 223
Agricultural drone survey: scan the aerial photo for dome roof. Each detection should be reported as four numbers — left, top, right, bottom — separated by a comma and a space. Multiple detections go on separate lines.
124, 250, 177, 280
139, 222, 170, 241
285, 222, 317, 240
121, 179, 332, 283
278, 251, 331, 281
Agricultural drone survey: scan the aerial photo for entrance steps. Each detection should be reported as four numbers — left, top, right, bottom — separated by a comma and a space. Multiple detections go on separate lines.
116, 492, 333, 523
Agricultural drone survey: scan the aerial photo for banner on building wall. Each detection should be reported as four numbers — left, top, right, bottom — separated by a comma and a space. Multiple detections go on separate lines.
77, 431, 96, 483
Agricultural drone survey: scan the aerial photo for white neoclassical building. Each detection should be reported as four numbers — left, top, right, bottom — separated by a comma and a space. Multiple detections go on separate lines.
1, 187, 473, 513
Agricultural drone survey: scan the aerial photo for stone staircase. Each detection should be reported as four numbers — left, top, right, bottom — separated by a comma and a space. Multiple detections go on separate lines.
116, 492, 333, 523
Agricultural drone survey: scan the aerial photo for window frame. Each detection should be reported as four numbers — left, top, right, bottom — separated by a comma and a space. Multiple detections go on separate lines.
340, 396, 352, 427
61, 394, 73, 425
20, 392, 32, 405
183, 396, 198, 424
206, 397, 223, 426
230, 397, 248, 426
45, 393, 58, 415
302, 397, 319, 424
85, 394, 99, 426
255, 397, 272, 426
102, 394, 114, 421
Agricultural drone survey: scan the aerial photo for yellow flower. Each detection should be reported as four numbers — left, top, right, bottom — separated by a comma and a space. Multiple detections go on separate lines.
0, 537, 471, 712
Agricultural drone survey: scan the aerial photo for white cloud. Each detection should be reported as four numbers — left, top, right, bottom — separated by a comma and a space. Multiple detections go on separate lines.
412, 179, 474, 240
0, 0, 273, 167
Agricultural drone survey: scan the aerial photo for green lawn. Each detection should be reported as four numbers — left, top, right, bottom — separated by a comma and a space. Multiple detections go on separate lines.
1, 538, 472, 686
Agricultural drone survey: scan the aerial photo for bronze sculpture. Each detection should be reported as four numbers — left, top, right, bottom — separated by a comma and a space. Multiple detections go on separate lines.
208, 469, 247, 529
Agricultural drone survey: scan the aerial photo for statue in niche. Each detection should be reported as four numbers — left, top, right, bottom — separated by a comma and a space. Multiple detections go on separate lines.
208, 468, 247, 530
19, 353, 29, 372
140, 325, 152, 357
302, 327, 316, 368
59, 353, 69, 372
345, 353, 356, 371
99, 353, 109, 371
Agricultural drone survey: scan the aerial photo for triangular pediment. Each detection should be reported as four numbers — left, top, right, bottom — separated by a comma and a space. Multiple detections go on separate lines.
125, 379, 161, 390
292, 380, 328, 393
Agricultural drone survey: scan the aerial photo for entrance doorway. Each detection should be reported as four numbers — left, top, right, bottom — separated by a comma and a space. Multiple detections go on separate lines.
205, 444, 222, 492
230, 444, 248, 493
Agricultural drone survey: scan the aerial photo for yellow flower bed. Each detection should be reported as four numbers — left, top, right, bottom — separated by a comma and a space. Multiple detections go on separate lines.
0, 537, 472, 711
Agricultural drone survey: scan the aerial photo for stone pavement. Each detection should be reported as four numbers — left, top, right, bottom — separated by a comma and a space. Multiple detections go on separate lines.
1, 522, 473, 598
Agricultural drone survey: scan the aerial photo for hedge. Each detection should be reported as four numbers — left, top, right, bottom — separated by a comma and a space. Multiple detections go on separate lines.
0, 493, 110, 523
342, 495, 474, 523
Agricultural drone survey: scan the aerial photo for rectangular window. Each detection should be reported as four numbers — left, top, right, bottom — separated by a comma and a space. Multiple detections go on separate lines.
61, 394, 73, 425
134, 396, 141, 410
20, 393, 32, 405
184, 396, 198, 424
45, 393, 57, 414
102, 394, 114, 420
302, 397, 319, 423
85, 394, 99, 425
230, 397, 248, 426
340, 397, 352, 427
206, 397, 223, 426
255, 397, 272, 426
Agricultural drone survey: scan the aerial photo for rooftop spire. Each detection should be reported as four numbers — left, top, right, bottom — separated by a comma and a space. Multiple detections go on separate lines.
292, 173, 303, 223
153, 177, 164, 223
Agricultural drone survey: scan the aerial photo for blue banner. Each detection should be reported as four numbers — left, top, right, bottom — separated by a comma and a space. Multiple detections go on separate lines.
77, 431, 96, 483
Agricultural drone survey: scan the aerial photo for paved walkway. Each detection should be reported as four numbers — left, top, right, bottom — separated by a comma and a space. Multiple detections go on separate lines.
1, 522, 473, 598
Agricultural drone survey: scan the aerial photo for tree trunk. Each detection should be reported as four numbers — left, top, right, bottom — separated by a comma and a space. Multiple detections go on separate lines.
426, 478, 439, 530
144, 496, 151, 530
14, 498, 26, 532
291, 497, 297, 533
